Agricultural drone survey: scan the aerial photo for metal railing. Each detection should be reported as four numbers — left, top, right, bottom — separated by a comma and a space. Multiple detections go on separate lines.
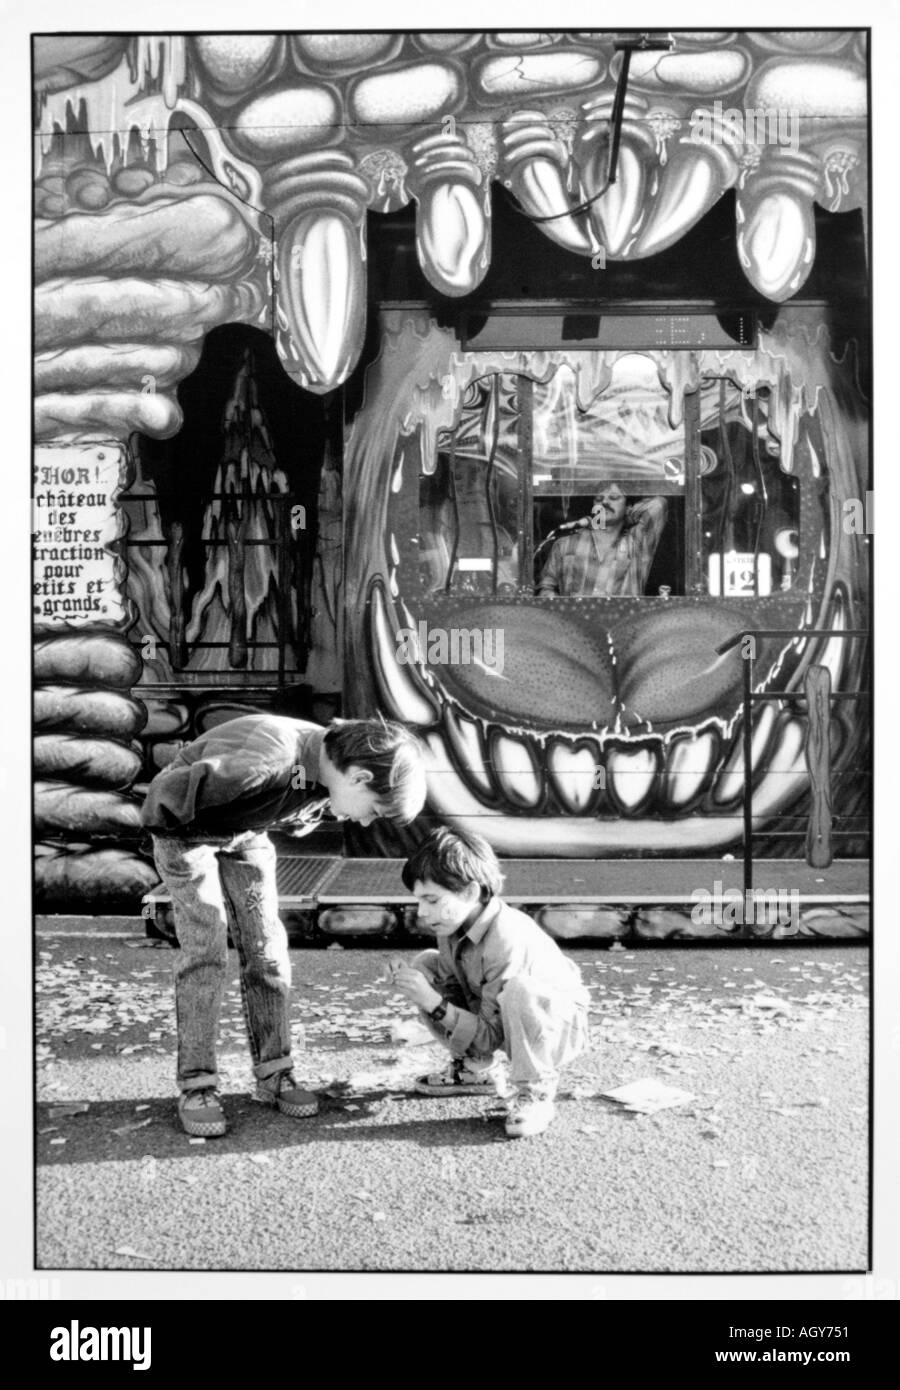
714, 627, 870, 893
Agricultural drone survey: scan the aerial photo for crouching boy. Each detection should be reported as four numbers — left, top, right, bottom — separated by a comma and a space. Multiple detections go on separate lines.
142, 715, 426, 1137
392, 827, 590, 1138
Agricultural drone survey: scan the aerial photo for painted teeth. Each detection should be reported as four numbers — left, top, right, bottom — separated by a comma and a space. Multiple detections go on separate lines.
490, 732, 543, 810
546, 739, 603, 814
605, 744, 659, 814
443, 706, 495, 800
663, 729, 719, 809
713, 703, 777, 807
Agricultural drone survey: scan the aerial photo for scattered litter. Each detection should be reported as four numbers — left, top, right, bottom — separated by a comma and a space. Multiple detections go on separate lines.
351, 1190, 373, 1202
175, 1174, 198, 1186
601, 1078, 695, 1114
49, 1103, 89, 1117
578, 1124, 601, 1135
645, 1043, 692, 1058
712, 1159, 731, 1169
749, 994, 792, 1014
113, 1246, 154, 1261
187, 1137, 206, 1145
771, 1107, 803, 1117
49, 1137, 66, 1146
389, 1019, 434, 1045
371, 1211, 387, 1223
112, 1118, 154, 1136
134, 1104, 151, 1113
608, 941, 625, 952
346, 1071, 393, 1091
342, 1103, 361, 1112
326, 942, 344, 951
39, 1127, 59, 1135
247, 1153, 271, 1166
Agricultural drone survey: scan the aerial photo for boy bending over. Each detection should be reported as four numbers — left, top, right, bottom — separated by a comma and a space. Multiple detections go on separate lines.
142, 715, 426, 1137
392, 827, 590, 1137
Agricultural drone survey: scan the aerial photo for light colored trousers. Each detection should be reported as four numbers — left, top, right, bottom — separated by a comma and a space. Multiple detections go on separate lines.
152, 833, 294, 1094
413, 949, 590, 1091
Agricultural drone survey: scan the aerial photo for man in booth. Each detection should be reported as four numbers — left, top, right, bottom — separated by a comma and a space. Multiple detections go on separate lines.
536, 482, 668, 598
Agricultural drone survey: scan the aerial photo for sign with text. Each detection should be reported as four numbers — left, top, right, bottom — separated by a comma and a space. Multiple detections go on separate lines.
33, 443, 128, 626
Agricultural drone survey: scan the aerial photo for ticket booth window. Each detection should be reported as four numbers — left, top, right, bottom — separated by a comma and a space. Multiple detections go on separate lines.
416, 357, 799, 600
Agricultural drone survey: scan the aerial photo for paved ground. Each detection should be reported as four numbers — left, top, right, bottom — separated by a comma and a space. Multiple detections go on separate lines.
35, 932, 869, 1274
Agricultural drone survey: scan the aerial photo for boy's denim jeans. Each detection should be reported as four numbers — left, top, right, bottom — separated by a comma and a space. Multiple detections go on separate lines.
152, 833, 294, 1094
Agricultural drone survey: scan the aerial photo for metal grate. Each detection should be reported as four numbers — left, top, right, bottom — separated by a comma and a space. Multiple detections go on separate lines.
143, 855, 868, 908
317, 857, 869, 906
318, 859, 412, 903
276, 856, 343, 904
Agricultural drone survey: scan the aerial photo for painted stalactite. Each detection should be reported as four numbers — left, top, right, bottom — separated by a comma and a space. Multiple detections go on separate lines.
33, 32, 868, 394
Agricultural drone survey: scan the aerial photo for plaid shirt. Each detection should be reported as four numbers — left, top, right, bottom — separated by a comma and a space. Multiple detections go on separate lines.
537, 497, 668, 597
430, 897, 590, 1058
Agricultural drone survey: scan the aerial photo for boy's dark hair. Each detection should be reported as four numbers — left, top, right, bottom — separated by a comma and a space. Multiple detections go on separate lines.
324, 717, 426, 825
401, 826, 504, 901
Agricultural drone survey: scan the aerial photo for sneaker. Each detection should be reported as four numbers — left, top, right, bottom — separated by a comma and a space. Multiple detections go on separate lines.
255, 1070, 319, 1118
414, 1058, 499, 1097
504, 1087, 556, 1138
178, 1088, 227, 1137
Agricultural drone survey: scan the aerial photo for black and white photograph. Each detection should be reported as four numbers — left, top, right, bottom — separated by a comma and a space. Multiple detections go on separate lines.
3, 0, 898, 1315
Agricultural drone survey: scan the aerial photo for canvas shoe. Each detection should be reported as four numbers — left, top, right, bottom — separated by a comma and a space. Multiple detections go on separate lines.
504, 1086, 556, 1138
178, 1088, 227, 1137
255, 1070, 319, 1118
414, 1057, 501, 1096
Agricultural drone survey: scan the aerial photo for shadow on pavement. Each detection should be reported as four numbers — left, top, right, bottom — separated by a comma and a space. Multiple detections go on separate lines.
36, 1093, 510, 1163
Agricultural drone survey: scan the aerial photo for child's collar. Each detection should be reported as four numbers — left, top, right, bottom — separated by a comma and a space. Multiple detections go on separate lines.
458, 896, 500, 945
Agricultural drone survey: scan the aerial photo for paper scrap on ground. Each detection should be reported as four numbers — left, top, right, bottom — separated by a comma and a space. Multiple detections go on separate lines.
601, 1078, 695, 1114
389, 1019, 434, 1045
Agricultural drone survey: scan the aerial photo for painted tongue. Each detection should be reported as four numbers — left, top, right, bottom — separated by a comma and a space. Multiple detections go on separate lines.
425, 603, 617, 730
422, 599, 791, 732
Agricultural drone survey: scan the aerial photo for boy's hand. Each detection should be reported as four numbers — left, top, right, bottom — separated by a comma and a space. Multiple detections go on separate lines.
391, 965, 442, 1013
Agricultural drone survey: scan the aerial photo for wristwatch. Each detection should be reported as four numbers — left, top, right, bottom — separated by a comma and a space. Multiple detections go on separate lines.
428, 998, 449, 1023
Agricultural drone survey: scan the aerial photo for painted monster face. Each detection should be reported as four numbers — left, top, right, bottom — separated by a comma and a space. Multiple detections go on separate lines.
343, 313, 869, 857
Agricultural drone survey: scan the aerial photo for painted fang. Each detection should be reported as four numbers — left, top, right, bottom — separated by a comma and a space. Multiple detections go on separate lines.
49, 1322, 151, 1370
